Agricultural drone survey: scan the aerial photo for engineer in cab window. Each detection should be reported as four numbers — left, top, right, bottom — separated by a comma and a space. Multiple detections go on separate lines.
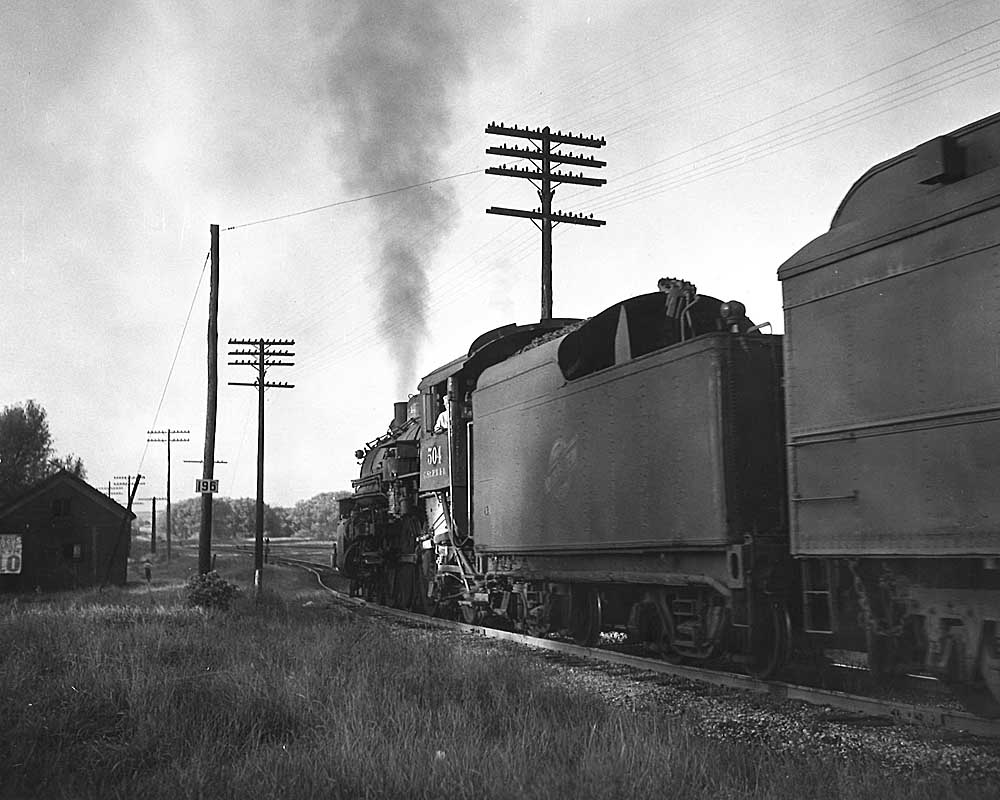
434, 395, 450, 433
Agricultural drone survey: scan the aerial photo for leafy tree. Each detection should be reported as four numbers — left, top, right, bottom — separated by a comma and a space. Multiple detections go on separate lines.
157, 495, 289, 540
50, 452, 86, 477
166, 497, 200, 540
0, 399, 86, 503
281, 491, 351, 539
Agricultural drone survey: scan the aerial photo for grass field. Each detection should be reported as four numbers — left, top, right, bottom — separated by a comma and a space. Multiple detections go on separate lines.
1, 548, 996, 800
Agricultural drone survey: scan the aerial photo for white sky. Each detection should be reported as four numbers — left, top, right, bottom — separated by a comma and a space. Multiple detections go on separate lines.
2, 0, 997, 508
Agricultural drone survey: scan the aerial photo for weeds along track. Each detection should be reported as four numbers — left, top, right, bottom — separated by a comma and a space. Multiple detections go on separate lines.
266, 553, 1000, 741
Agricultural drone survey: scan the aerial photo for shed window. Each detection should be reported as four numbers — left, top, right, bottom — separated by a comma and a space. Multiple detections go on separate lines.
63, 543, 83, 561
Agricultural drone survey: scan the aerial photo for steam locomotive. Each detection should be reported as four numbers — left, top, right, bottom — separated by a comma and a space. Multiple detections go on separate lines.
336, 111, 1000, 715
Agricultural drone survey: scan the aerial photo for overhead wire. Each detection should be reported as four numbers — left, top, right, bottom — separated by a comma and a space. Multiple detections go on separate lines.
224, 169, 482, 231
112, 4, 982, 497
590, 47, 1000, 213
595, 0, 972, 139
223, 0, 815, 346
247, 164, 540, 341
223, 2, 996, 403
601, 11, 1000, 195
133, 249, 211, 477
290, 224, 570, 375
231, 0, 773, 344
211, 1, 997, 493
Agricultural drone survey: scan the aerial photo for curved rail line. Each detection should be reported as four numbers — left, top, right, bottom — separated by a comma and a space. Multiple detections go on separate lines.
266, 552, 1000, 739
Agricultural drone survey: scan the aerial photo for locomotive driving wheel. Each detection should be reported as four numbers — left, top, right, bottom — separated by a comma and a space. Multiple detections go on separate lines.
569, 586, 603, 647
390, 561, 419, 610
389, 514, 426, 611
342, 543, 364, 597
428, 573, 464, 620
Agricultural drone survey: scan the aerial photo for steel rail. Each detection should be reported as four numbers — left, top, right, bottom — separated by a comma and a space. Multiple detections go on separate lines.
269, 553, 1000, 739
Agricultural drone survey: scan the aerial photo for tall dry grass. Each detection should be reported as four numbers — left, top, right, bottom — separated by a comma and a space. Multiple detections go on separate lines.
0, 558, 994, 799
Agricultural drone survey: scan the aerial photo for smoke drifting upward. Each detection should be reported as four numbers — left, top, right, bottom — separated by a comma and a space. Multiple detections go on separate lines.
324, 2, 471, 394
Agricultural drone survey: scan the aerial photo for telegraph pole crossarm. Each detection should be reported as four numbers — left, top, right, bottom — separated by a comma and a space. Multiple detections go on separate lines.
112, 474, 146, 500
485, 207, 606, 226
147, 429, 190, 562
485, 122, 606, 320
227, 338, 296, 596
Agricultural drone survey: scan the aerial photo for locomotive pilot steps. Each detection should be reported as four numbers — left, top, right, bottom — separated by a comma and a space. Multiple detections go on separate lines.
337, 111, 1000, 715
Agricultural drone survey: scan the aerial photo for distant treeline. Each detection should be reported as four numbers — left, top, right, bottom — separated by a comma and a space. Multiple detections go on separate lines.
142, 491, 351, 540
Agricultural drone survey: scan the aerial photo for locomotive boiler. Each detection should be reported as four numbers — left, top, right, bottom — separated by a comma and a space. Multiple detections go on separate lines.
338, 110, 1000, 715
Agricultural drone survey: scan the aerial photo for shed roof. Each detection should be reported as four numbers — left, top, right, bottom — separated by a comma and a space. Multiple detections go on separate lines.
0, 470, 136, 521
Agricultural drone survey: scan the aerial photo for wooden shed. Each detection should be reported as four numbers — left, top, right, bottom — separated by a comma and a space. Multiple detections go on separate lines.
0, 471, 135, 592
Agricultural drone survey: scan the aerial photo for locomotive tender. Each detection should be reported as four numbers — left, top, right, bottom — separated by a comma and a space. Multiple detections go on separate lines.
337, 111, 1000, 714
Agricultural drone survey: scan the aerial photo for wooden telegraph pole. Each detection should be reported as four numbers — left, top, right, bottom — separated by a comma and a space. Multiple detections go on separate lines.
199, 224, 221, 574
228, 338, 295, 594
146, 429, 189, 561
137, 496, 165, 553
485, 124, 607, 320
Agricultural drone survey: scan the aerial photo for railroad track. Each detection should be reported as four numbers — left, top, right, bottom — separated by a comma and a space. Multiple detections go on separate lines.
266, 552, 1000, 740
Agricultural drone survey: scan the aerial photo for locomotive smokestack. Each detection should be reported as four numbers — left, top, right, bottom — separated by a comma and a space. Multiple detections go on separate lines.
393, 401, 408, 429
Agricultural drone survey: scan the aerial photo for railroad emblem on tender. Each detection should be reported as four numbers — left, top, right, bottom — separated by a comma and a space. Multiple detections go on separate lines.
545, 435, 578, 501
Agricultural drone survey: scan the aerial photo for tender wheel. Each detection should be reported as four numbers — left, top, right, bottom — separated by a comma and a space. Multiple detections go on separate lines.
950, 625, 1000, 719
569, 586, 603, 647
627, 600, 676, 658
979, 627, 1000, 715
866, 630, 901, 684
950, 682, 1000, 719
526, 598, 551, 638
748, 598, 791, 679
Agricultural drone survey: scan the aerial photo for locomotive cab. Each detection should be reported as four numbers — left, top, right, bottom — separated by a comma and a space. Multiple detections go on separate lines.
415, 318, 580, 619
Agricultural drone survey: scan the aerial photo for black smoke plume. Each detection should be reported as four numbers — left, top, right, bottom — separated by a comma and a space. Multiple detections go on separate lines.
325, 2, 469, 393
